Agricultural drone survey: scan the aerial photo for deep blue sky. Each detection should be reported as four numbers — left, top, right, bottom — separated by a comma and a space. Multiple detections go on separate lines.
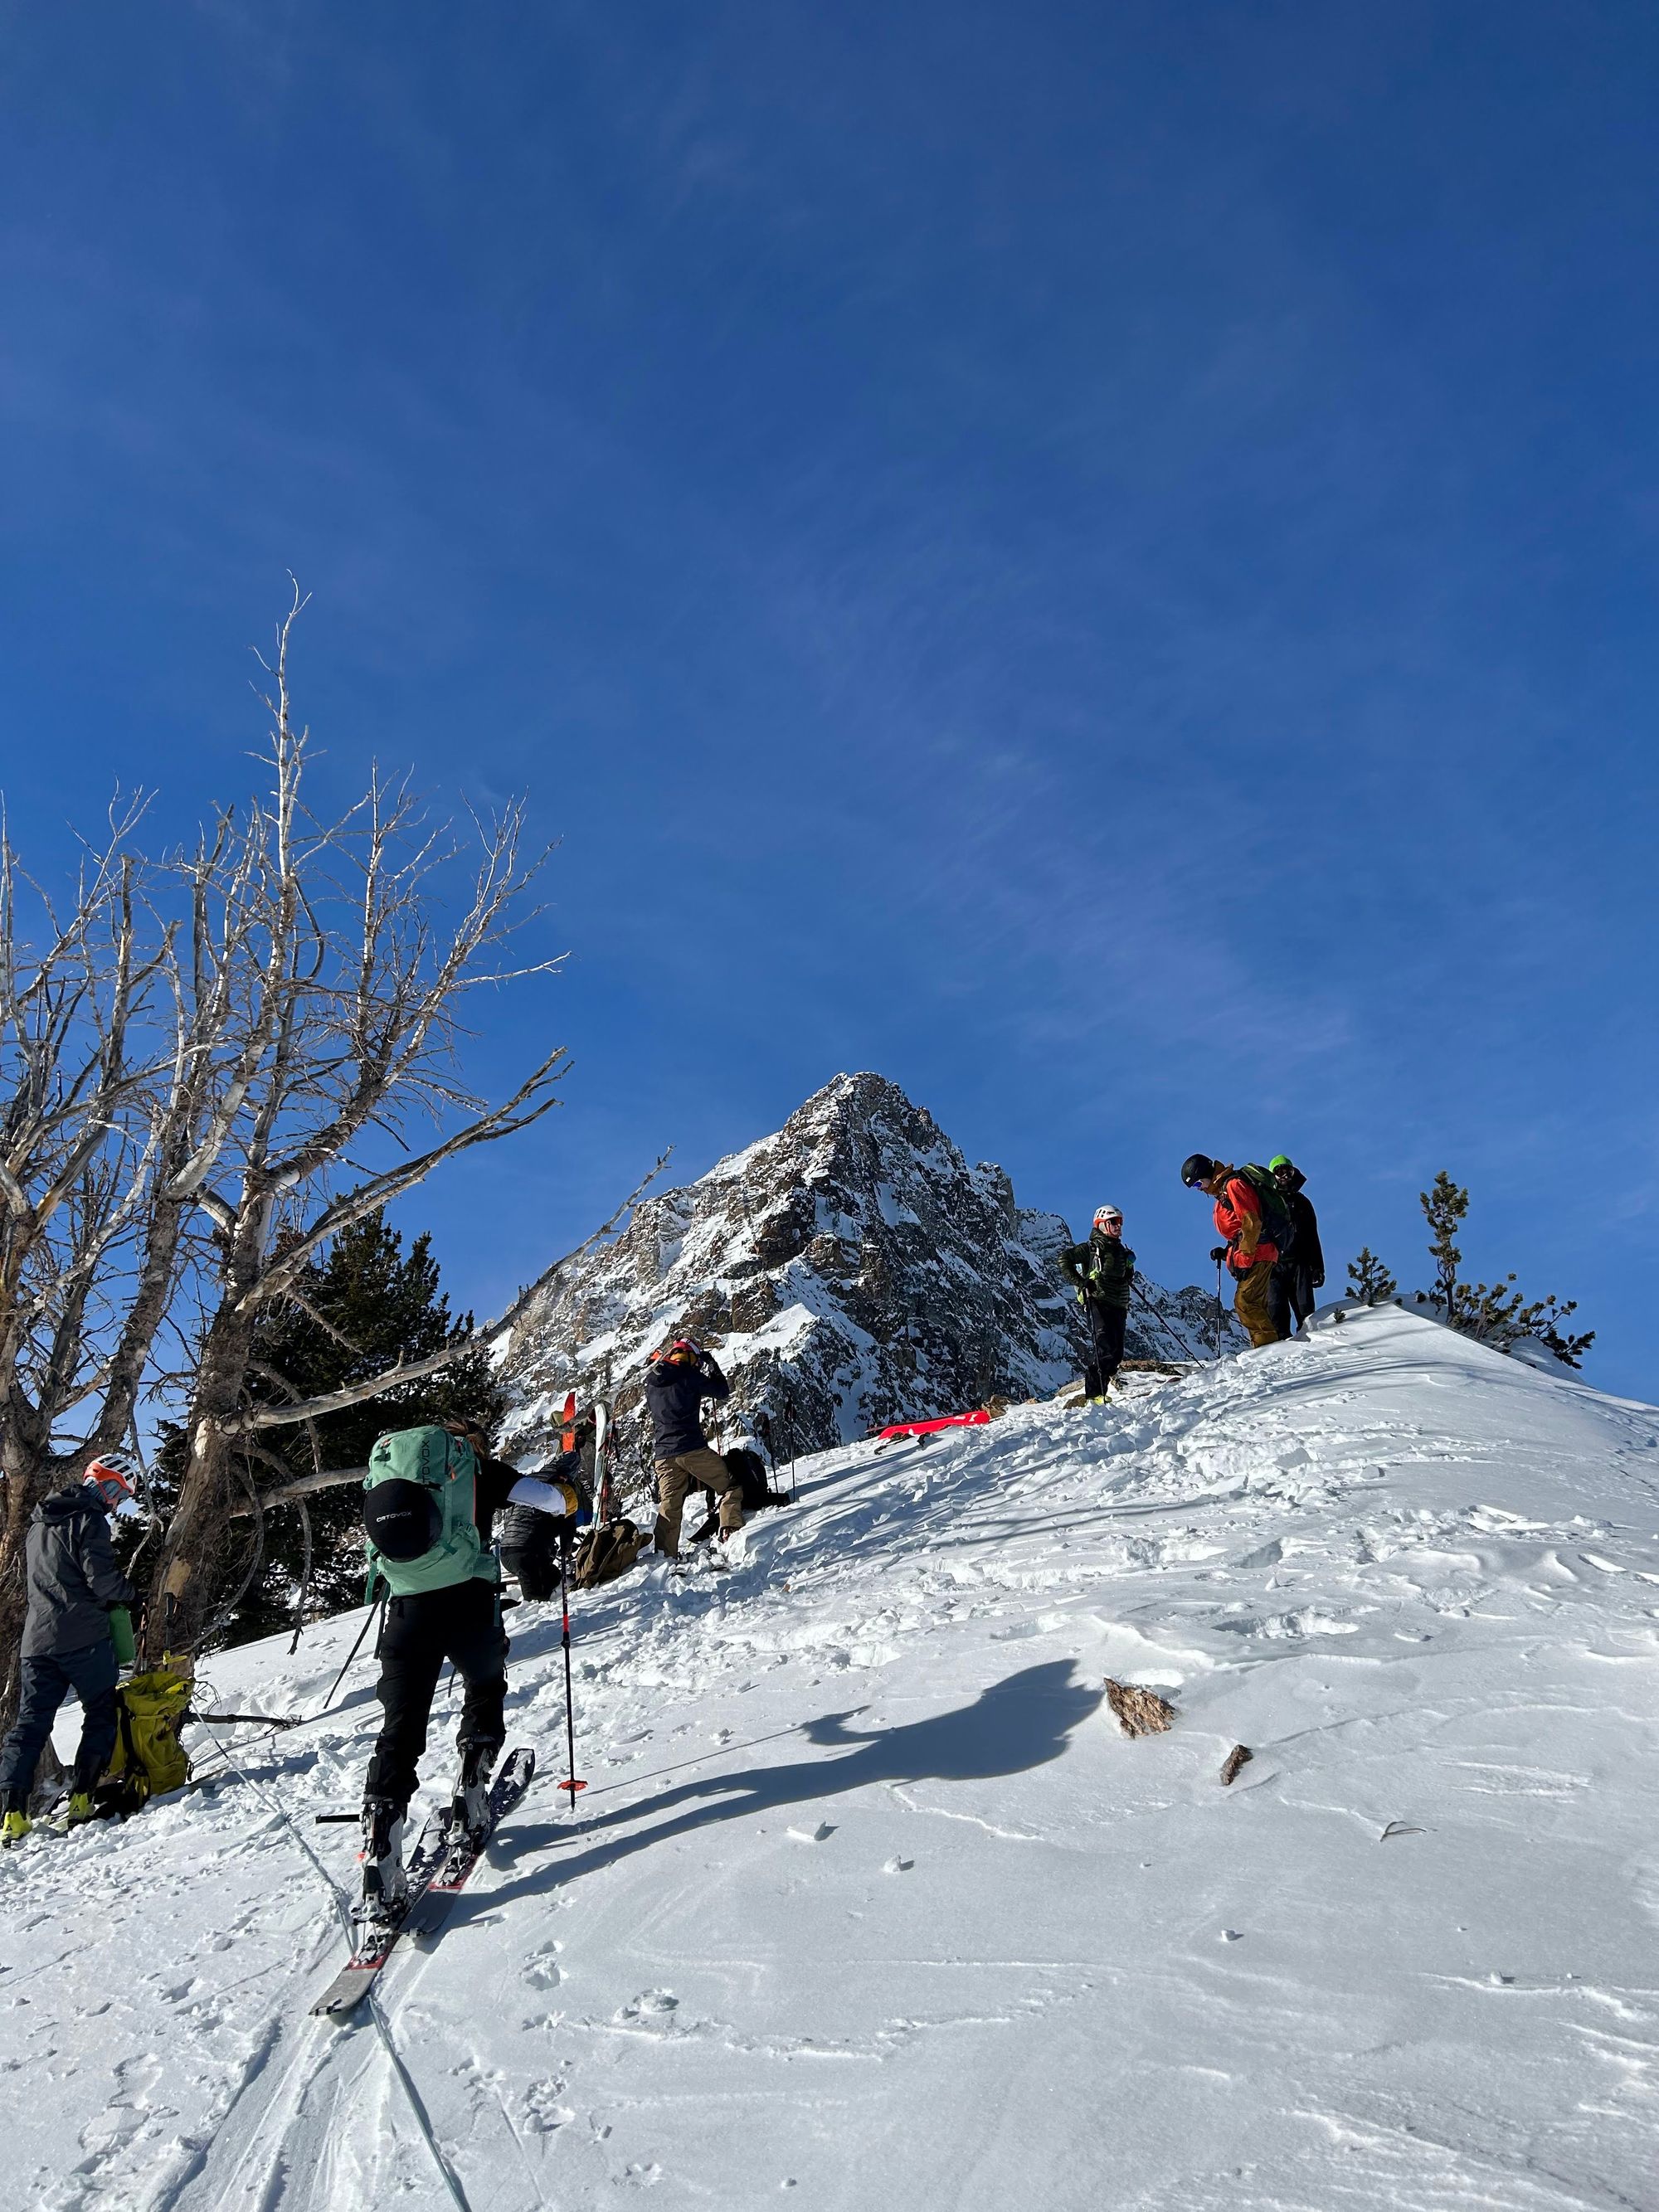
2, 3, 1655, 1394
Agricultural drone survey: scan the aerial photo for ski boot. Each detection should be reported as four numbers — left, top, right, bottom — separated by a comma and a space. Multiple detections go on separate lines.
353, 1796, 408, 1926
60, 1761, 103, 1830
1, 1808, 29, 1849
450, 1742, 498, 1844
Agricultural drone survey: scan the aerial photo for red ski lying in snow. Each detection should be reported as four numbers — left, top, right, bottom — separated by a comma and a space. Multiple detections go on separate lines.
873, 1410, 991, 1443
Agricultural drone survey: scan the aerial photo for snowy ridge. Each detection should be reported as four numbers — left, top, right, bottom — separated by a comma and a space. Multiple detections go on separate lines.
494, 1070, 1225, 1472
10, 1303, 1658, 2209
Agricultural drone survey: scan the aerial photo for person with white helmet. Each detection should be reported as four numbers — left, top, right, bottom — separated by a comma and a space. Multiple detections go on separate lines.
1058, 1207, 1136, 1403
0, 1451, 139, 1844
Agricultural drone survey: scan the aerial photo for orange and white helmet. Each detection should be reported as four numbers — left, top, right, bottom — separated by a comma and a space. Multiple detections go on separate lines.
84, 1450, 139, 1512
1092, 1205, 1123, 1229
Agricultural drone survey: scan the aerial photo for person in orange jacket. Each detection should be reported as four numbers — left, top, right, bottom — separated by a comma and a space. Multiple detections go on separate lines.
1180, 1155, 1284, 1349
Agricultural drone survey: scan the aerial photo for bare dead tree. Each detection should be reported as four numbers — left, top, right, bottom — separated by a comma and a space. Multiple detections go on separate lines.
147, 593, 566, 1655
0, 807, 189, 1711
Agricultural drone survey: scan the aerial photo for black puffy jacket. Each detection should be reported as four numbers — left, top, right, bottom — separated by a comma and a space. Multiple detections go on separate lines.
644, 1355, 731, 1459
496, 1449, 587, 1551
1276, 1169, 1325, 1286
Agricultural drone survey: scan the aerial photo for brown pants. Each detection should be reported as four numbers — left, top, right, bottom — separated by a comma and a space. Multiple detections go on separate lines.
1233, 1258, 1279, 1349
654, 1450, 746, 1558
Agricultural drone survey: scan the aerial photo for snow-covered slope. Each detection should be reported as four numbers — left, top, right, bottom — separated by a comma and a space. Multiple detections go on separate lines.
494, 1070, 1225, 1473
10, 1305, 1659, 2210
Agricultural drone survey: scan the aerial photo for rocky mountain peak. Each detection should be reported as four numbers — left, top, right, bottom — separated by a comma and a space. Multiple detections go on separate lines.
494, 1072, 1219, 1475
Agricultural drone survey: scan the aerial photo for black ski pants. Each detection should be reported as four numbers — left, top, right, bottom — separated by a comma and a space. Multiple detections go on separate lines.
0, 1638, 119, 1803
1082, 1300, 1128, 1398
501, 1526, 562, 1602
1267, 1257, 1313, 1339
365, 1578, 508, 1816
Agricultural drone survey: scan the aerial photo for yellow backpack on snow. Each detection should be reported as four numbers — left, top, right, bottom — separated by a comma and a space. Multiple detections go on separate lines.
100, 1665, 192, 1814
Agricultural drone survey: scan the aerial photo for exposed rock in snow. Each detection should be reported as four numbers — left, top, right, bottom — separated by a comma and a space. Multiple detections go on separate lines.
493, 1071, 1226, 1471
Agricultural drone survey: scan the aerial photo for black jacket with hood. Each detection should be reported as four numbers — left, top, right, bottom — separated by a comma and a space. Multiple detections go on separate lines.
1276, 1168, 1325, 1286
22, 1484, 136, 1660
644, 1353, 731, 1460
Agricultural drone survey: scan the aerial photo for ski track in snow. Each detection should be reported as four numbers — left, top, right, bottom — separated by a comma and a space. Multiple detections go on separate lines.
6, 1304, 1659, 2210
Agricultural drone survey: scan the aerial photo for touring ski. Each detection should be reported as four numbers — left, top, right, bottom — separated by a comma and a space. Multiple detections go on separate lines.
311, 1747, 535, 2019
593, 1397, 615, 1525
406, 1745, 538, 1941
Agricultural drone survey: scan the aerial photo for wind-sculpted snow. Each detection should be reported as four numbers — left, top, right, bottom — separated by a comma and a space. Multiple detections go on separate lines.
493, 1070, 1227, 1474
7, 1305, 1657, 2209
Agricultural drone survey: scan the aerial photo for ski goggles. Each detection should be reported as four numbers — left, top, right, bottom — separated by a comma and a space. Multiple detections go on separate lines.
85, 1461, 136, 1512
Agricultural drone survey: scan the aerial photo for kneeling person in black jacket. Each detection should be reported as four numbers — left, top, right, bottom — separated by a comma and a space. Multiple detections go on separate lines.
499, 1407, 593, 1599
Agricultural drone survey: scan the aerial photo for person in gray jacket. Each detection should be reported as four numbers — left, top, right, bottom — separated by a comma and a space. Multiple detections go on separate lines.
0, 1453, 139, 1844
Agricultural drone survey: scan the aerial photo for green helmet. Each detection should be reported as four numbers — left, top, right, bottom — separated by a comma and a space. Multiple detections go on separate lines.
1268, 1155, 1293, 1173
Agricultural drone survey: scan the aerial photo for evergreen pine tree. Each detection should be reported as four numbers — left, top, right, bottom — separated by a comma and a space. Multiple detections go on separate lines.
1345, 1247, 1397, 1305
149, 1215, 505, 1646
1411, 1173, 1594, 1369
1421, 1171, 1468, 1320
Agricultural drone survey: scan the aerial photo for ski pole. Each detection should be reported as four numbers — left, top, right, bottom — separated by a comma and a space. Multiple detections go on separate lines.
557, 1535, 585, 1811
1130, 1275, 1204, 1366
781, 1399, 798, 1504
314, 1591, 386, 1720
1214, 1257, 1224, 1359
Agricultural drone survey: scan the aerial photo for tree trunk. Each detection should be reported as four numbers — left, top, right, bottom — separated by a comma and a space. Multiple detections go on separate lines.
144, 1304, 259, 1661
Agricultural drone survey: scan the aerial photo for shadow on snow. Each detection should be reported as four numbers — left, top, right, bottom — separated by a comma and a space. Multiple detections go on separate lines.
469, 1658, 1101, 1916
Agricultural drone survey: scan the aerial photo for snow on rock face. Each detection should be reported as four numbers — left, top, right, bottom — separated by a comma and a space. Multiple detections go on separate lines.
494, 1071, 1220, 1469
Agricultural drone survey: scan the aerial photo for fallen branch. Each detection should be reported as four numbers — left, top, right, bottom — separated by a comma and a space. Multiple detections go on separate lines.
1219, 1743, 1253, 1786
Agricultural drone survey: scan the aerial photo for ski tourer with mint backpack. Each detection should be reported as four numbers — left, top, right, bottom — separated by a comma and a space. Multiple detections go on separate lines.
310, 1422, 569, 2019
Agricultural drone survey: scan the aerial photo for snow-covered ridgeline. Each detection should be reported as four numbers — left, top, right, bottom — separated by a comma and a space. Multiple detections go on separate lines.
9, 1303, 1658, 2209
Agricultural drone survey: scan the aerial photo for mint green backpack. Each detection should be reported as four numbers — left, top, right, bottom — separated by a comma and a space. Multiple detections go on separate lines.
362, 1426, 500, 1599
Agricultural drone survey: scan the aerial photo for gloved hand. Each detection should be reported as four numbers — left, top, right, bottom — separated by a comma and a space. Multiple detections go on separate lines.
1209, 1245, 1228, 1266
